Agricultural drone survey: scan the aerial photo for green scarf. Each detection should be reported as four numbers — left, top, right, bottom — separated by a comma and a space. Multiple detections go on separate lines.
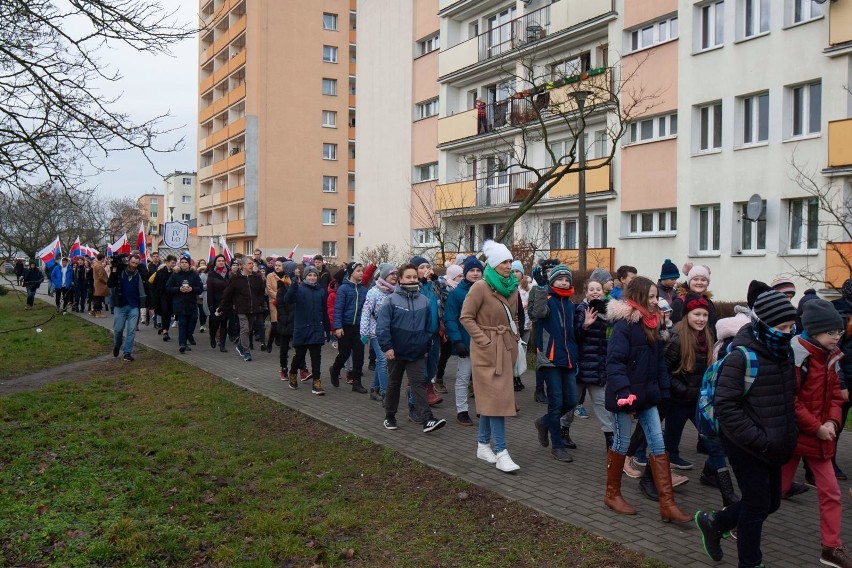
483, 265, 518, 298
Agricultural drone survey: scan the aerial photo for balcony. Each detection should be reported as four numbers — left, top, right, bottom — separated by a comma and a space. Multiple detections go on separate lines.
199, 73, 215, 94
826, 242, 852, 288
227, 219, 245, 234
828, 118, 852, 168
435, 180, 475, 211
830, 0, 852, 46
551, 248, 615, 272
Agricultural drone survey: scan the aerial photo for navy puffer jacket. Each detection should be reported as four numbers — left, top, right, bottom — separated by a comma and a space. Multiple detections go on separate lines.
664, 330, 709, 405
605, 300, 670, 412
284, 279, 329, 346
574, 301, 608, 386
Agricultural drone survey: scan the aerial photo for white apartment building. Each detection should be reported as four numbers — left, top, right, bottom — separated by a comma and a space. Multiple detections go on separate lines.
163, 171, 199, 226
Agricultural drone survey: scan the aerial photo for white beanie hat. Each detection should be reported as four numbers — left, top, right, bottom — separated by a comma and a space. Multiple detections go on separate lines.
482, 239, 512, 268
687, 264, 711, 285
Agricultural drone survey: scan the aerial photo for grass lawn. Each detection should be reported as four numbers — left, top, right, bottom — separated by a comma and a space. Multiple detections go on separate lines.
0, 352, 663, 567
0, 288, 112, 379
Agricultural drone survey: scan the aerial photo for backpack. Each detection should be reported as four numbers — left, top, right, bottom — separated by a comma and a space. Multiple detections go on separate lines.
696, 346, 759, 441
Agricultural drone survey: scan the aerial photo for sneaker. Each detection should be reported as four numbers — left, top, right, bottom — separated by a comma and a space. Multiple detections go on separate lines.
633, 455, 648, 467
433, 380, 448, 394
551, 447, 573, 462
494, 449, 520, 472
477, 443, 498, 463
113, 346, 120, 357
369, 388, 383, 402
171, 320, 177, 328
574, 405, 589, 419
279, 368, 288, 381
300, 369, 311, 382
457, 411, 473, 426
669, 455, 694, 470
199, 325, 206, 332
243, 352, 252, 361
122, 353, 134, 362
188, 336, 196, 346
163, 334, 170, 342
311, 379, 325, 395
672, 472, 690, 487
423, 418, 446, 433
179, 346, 186, 353
534, 418, 549, 448
288, 374, 298, 390
694, 510, 724, 562
346, 371, 354, 385
821, 546, 852, 568
623, 457, 643, 479
383, 417, 398, 430
235, 344, 246, 358
210, 337, 217, 349
329, 367, 340, 388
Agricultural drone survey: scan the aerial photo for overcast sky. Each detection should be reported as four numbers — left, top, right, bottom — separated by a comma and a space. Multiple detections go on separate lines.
92, 1, 198, 200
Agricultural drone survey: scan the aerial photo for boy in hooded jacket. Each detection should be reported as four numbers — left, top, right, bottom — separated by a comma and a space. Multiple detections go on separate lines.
284, 265, 329, 395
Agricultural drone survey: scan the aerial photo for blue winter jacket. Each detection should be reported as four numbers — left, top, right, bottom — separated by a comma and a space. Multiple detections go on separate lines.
530, 285, 579, 370
444, 279, 472, 347
420, 278, 441, 336
333, 278, 368, 330
376, 285, 432, 361
605, 300, 671, 412
285, 279, 329, 346
50, 264, 74, 289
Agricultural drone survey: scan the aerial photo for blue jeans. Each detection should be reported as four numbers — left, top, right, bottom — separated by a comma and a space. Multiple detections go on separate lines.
26, 287, 37, 306
663, 401, 697, 459
478, 416, 507, 452
177, 311, 198, 347
611, 407, 665, 456
370, 337, 388, 393
540, 367, 578, 449
113, 304, 139, 355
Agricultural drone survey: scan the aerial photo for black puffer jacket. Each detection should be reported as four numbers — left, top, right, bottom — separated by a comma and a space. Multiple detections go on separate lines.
574, 301, 608, 386
218, 272, 266, 315
664, 331, 709, 405
716, 325, 798, 466
275, 278, 296, 336
670, 285, 719, 340
206, 269, 230, 314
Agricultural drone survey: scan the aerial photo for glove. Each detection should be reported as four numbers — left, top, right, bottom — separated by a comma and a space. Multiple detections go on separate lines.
617, 393, 637, 407
453, 340, 469, 358
360, 335, 370, 345
532, 266, 547, 287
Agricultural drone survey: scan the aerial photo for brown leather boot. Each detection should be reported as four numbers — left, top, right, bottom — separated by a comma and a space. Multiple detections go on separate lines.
604, 450, 636, 515
649, 454, 692, 523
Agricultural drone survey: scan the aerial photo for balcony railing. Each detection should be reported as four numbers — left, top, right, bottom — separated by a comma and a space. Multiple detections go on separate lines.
478, 6, 550, 63
828, 118, 852, 168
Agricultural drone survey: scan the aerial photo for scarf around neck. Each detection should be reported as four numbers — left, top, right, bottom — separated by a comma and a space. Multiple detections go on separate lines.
751, 318, 794, 360
483, 265, 518, 298
627, 299, 660, 331
549, 285, 575, 298
376, 277, 395, 294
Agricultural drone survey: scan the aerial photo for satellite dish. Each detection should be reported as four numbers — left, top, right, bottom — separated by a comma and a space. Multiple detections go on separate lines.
745, 194, 763, 221
814, 0, 828, 4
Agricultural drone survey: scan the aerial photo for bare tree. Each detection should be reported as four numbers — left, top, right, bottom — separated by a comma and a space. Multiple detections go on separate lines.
357, 243, 411, 268
411, 181, 477, 265
0, 0, 194, 198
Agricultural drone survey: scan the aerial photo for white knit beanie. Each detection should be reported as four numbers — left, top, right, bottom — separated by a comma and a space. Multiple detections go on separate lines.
482, 240, 512, 268
687, 264, 711, 285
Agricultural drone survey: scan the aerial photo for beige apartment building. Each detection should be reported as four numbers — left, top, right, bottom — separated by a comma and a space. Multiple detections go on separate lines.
163, 171, 198, 228
196, 0, 356, 260
136, 193, 162, 237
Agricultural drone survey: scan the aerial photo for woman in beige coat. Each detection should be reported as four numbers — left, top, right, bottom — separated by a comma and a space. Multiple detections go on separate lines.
461, 240, 521, 473
92, 255, 110, 317
265, 259, 287, 352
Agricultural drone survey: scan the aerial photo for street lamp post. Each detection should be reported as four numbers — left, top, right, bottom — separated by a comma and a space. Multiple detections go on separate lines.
570, 90, 592, 273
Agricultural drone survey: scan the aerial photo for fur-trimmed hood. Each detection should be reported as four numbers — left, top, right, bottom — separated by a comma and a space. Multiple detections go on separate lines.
715, 310, 750, 343
605, 299, 643, 324
675, 283, 714, 300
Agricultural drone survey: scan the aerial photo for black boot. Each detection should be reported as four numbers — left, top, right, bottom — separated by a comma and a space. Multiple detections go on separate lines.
352, 380, 368, 394
604, 431, 614, 451
715, 467, 740, 508
513, 376, 525, 392
266, 328, 275, 353
639, 462, 658, 501
700, 462, 718, 488
560, 426, 577, 449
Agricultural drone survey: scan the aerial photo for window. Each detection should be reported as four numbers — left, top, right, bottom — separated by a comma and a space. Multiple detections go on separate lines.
699, 1, 725, 50
738, 200, 766, 252
182, 177, 192, 185
322, 78, 337, 96
150, 198, 158, 204
697, 204, 721, 253
322, 209, 337, 225
323, 175, 338, 193
323, 45, 338, 63
181, 195, 192, 203
150, 211, 158, 218
322, 110, 337, 127
697, 102, 723, 151
181, 213, 191, 222
565, 220, 578, 250
628, 16, 679, 52
551, 53, 590, 79
322, 143, 337, 160
788, 197, 819, 251
627, 113, 678, 144
414, 162, 438, 182
627, 209, 677, 236
789, 81, 821, 137
742, 0, 770, 38
549, 221, 562, 249
417, 34, 440, 56
244, 240, 254, 256
791, 0, 823, 24
740, 92, 769, 145
323, 13, 338, 30
416, 98, 439, 120
413, 228, 437, 246
322, 241, 338, 258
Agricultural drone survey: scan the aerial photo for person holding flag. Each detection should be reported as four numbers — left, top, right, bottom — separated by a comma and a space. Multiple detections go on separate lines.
50, 257, 74, 312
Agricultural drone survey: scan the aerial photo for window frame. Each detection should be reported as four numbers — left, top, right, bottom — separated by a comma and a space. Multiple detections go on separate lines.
322, 175, 338, 193
415, 98, 439, 120
697, 204, 722, 253
182, 177, 192, 185
788, 81, 822, 138
322, 110, 337, 128
322, 78, 338, 96
323, 13, 338, 31
626, 209, 677, 237
550, 52, 591, 80
322, 208, 337, 226
322, 241, 338, 258
739, 91, 769, 146
790, 0, 823, 25
741, 0, 770, 39
787, 197, 819, 252
626, 113, 678, 145
417, 34, 440, 56
322, 143, 338, 160
627, 15, 679, 53
323, 45, 338, 63
696, 101, 723, 153
181, 195, 192, 204
414, 162, 438, 183
413, 228, 437, 246
698, 0, 725, 51
180, 213, 192, 222
738, 200, 767, 253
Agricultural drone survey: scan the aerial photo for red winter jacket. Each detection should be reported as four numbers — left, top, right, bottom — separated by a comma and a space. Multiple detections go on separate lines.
791, 336, 845, 459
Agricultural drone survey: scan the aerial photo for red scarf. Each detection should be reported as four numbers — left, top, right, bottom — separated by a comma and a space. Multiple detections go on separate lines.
549, 285, 575, 298
627, 300, 659, 330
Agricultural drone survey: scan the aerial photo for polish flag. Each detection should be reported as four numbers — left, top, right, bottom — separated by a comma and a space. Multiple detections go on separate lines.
37, 236, 62, 269
136, 222, 147, 261
218, 236, 233, 265
68, 236, 82, 258
109, 233, 130, 255
208, 238, 216, 264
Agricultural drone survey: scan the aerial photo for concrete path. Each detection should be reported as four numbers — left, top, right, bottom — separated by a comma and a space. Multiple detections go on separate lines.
14, 282, 851, 567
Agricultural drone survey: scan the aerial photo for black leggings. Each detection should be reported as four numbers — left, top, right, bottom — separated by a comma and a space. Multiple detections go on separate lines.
331, 325, 364, 380
279, 333, 292, 370
208, 313, 226, 345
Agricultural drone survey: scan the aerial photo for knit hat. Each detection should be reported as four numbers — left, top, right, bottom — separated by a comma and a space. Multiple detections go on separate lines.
410, 255, 429, 268
687, 264, 711, 285
304, 265, 319, 278
589, 267, 613, 286
454, 253, 468, 266
841, 278, 852, 300
770, 277, 796, 299
682, 293, 710, 316
463, 256, 484, 276
747, 280, 771, 309
282, 261, 297, 277
753, 291, 797, 328
548, 265, 573, 286
660, 259, 679, 280
511, 260, 524, 275
343, 261, 362, 279
446, 264, 463, 282
801, 299, 843, 336
482, 240, 512, 268
378, 262, 397, 280
658, 298, 672, 313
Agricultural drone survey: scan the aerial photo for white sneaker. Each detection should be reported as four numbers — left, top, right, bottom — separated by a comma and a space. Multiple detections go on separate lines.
199, 325, 206, 332
477, 443, 498, 464
494, 449, 520, 472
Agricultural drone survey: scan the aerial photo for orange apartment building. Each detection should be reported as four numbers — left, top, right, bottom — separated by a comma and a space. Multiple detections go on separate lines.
136, 193, 162, 238
196, 0, 357, 261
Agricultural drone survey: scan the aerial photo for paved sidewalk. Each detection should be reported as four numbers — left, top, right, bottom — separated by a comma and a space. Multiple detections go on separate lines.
23, 286, 852, 567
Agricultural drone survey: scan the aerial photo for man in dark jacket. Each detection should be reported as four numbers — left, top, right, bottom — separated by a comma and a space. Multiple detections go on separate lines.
152, 255, 177, 340
216, 257, 266, 361
107, 254, 146, 362
167, 256, 203, 353
377, 263, 445, 433
22, 260, 44, 309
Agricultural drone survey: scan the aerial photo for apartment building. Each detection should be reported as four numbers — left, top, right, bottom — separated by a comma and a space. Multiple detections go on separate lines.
196, 0, 356, 260
163, 171, 198, 228
136, 193, 162, 236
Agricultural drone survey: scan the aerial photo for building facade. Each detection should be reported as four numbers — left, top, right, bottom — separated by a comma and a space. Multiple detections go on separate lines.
196, 0, 357, 261
136, 193, 162, 237
163, 172, 198, 229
